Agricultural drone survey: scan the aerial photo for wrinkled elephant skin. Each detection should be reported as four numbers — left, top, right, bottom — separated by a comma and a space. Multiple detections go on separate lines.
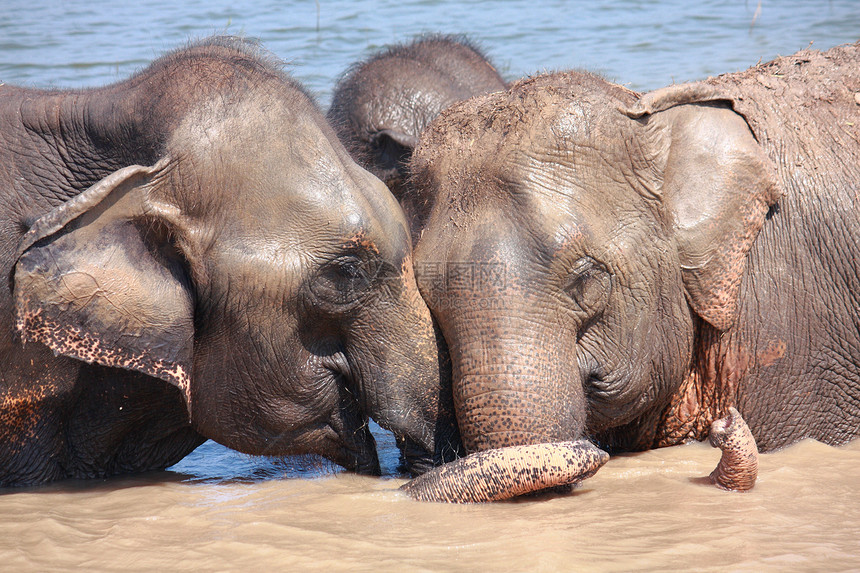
709, 407, 758, 492
403, 42, 860, 500
0, 37, 457, 487
400, 440, 608, 503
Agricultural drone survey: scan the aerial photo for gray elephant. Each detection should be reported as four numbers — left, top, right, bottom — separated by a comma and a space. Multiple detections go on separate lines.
400, 42, 860, 501
327, 35, 506, 203
0, 37, 458, 487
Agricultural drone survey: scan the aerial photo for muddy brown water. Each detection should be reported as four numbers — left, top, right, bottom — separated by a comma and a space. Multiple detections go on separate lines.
2, 0, 860, 570
3, 439, 858, 571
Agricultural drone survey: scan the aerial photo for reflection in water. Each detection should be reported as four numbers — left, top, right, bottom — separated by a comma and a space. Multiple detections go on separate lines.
166, 421, 402, 483
2, 0, 860, 101
1, 0, 859, 570
168, 440, 343, 484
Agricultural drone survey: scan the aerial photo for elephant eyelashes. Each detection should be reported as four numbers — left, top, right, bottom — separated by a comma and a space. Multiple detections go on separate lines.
562, 257, 611, 318
309, 254, 380, 311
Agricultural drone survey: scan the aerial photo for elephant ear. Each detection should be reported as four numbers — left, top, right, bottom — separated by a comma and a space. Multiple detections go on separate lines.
626, 83, 783, 330
372, 128, 420, 151
13, 159, 196, 415
371, 129, 420, 189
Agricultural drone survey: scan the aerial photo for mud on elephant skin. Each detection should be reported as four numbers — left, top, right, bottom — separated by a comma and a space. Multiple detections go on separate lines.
400, 41, 860, 500
0, 37, 459, 487
327, 34, 506, 203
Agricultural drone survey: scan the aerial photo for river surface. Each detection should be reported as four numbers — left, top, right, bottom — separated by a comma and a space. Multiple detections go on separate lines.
2, 1, 860, 570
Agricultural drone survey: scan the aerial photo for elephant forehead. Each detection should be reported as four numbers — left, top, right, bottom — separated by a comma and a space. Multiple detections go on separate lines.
218, 211, 405, 269
359, 67, 451, 126
414, 73, 637, 209
169, 94, 410, 257
169, 91, 362, 205
211, 235, 307, 290
212, 179, 411, 280
267, 177, 411, 262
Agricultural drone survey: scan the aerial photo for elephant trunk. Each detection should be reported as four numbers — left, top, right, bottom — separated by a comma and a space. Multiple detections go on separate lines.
410, 226, 605, 499
400, 440, 609, 502
405, 304, 602, 500
709, 407, 758, 491
361, 282, 463, 475
448, 309, 587, 452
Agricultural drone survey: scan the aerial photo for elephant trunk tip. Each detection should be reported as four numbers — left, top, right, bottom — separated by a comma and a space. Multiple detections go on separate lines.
708, 406, 759, 492
399, 440, 609, 503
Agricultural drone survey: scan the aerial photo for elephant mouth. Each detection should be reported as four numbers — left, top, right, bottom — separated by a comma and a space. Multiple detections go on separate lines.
332, 428, 380, 475
396, 436, 436, 476
310, 353, 382, 475
320, 351, 443, 478
244, 398, 379, 475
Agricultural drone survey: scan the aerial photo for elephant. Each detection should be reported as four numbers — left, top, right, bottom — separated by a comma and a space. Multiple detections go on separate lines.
399, 41, 860, 501
0, 36, 458, 487
326, 35, 506, 204
709, 407, 758, 492
401, 440, 608, 503
400, 409, 755, 502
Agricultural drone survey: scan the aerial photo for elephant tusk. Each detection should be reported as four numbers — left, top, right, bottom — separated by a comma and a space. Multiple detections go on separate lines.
399, 440, 609, 503
708, 407, 759, 492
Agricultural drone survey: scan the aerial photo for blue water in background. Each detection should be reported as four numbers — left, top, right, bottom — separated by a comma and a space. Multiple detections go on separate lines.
2, 0, 858, 481
3, 0, 859, 103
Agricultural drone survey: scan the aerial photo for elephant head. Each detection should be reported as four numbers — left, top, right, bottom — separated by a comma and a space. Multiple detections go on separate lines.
401, 72, 780, 500
10, 42, 457, 476
327, 35, 506, 204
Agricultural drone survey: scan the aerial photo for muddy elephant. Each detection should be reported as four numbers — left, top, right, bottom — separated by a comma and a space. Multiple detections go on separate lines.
0, 37, 458, 487
327, 35, 506, 203
401, 42, 860, 501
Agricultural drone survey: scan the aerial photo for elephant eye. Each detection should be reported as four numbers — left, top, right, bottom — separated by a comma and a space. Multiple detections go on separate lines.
563, 257, 611, 317
310, 254, 378, 310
